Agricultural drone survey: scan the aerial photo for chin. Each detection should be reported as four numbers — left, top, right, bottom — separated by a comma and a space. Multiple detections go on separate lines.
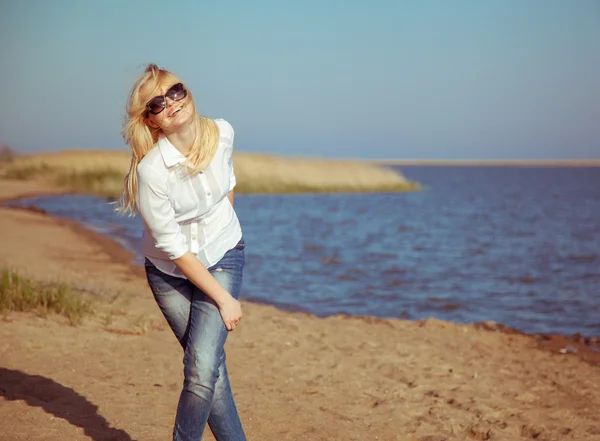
165, 109, 193, 130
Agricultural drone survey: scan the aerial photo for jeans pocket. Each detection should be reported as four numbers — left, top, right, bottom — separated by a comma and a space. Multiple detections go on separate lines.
234, 238, 245, 250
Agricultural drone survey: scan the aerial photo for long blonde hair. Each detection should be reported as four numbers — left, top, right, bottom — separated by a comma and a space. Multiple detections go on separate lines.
116, 63, 219, 216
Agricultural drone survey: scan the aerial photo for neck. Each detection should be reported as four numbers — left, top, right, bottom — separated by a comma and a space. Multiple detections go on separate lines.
163, 121, 195, 156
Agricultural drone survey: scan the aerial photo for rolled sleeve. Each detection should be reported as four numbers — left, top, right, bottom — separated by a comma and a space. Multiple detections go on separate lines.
136, 164, 188, 260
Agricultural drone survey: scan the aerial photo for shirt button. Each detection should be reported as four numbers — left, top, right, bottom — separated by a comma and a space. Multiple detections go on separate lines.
207, 192, 211, 196
192, 236, 197, 241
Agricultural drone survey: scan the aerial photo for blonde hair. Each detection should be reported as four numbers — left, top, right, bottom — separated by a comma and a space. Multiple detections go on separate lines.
116, 63, 219, 215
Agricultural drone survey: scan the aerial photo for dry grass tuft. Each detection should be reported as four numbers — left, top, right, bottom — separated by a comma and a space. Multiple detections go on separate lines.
0, 268, 93, 326
0, 149, 420, 199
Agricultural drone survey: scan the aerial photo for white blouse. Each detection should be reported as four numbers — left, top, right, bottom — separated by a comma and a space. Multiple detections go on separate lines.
136, 118, 242, 278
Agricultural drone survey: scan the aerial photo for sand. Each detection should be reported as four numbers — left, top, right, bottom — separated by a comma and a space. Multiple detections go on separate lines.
0, 178, 598, 441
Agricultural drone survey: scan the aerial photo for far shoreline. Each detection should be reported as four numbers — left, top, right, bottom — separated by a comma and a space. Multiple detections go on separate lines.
370, 159, 600, 167
7, 148, 600, 168
366, 159, 600, 167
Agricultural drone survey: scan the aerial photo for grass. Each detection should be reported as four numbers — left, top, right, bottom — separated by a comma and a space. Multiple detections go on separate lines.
0, 150, 130, 200
0, 268, 93, 326
0, 150, 421, 199
233, 153, 421, 194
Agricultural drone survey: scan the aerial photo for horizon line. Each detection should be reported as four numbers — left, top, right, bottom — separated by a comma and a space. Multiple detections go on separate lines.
369, 158, 600, 167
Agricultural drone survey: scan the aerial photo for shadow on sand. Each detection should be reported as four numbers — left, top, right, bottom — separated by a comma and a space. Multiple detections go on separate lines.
0, 367, 135, 441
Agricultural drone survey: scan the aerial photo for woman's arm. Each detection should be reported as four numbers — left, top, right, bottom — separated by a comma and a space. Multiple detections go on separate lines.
173, 252, 242, 331
227, 190, 234, 207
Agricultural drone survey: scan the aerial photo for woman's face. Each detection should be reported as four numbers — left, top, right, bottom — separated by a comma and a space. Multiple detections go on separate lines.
144, 81, 194, 133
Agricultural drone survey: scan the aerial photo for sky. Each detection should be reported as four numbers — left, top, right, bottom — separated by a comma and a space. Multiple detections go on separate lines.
0, 0, 599, 160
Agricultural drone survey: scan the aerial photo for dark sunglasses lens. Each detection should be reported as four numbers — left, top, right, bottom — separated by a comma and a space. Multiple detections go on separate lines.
166, 83, 187, 101
147, 97, 165, 114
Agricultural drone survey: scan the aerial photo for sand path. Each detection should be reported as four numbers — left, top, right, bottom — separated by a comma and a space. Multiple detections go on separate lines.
0, 179, 598, 441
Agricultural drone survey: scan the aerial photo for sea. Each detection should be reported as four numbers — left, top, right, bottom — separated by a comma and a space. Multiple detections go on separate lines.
7, 166, 600, 337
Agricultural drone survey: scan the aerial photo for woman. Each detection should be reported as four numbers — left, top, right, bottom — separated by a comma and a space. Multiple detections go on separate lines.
117, 64, 247, 441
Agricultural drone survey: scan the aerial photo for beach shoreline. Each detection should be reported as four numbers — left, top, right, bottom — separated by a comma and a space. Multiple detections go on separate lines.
2, 183, 600, 363
2, 193, 145, 280
1, 178, 599, 440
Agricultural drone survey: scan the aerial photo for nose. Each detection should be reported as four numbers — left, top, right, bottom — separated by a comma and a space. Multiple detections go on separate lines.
165, 96, 176, 108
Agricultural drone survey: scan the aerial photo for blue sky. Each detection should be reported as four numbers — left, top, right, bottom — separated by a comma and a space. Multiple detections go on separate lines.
1, 0, 599, 159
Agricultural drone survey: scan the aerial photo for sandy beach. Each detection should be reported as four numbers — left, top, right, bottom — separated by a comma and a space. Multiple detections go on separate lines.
0, 179, 599, 441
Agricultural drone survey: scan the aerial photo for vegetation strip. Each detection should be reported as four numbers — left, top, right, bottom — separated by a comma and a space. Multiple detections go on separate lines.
0, 150, 421, 200
0, 268, 93, 326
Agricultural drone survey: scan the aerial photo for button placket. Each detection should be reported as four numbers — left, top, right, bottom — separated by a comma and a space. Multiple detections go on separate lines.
190, 222, 199, 253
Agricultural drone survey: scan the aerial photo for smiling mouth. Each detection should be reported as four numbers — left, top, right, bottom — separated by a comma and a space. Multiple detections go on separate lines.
168, 107, 183, 117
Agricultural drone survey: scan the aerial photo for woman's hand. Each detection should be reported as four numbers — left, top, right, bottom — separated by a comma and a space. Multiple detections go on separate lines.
173, 253, 244, 330
218, 295, 243, 331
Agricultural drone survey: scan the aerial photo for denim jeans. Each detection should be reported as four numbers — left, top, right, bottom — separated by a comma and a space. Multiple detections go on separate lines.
145, 239, 246, 441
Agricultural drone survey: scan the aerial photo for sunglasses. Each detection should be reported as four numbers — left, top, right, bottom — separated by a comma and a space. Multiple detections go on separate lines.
145, 83, 188, 116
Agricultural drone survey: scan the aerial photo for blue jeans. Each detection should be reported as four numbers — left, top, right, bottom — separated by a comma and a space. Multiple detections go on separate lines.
145, 239, 246, 441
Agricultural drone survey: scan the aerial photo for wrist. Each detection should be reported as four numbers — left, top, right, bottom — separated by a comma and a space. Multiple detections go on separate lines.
214, 290, 233, 307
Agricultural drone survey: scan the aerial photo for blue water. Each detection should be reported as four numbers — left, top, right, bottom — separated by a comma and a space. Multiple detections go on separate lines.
8, 166, 600, 336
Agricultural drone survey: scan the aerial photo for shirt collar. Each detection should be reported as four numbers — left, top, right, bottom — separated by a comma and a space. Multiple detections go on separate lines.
158, 135, 187, 168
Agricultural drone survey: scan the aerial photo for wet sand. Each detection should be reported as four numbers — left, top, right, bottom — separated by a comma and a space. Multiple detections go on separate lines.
0, 178, 598, 441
